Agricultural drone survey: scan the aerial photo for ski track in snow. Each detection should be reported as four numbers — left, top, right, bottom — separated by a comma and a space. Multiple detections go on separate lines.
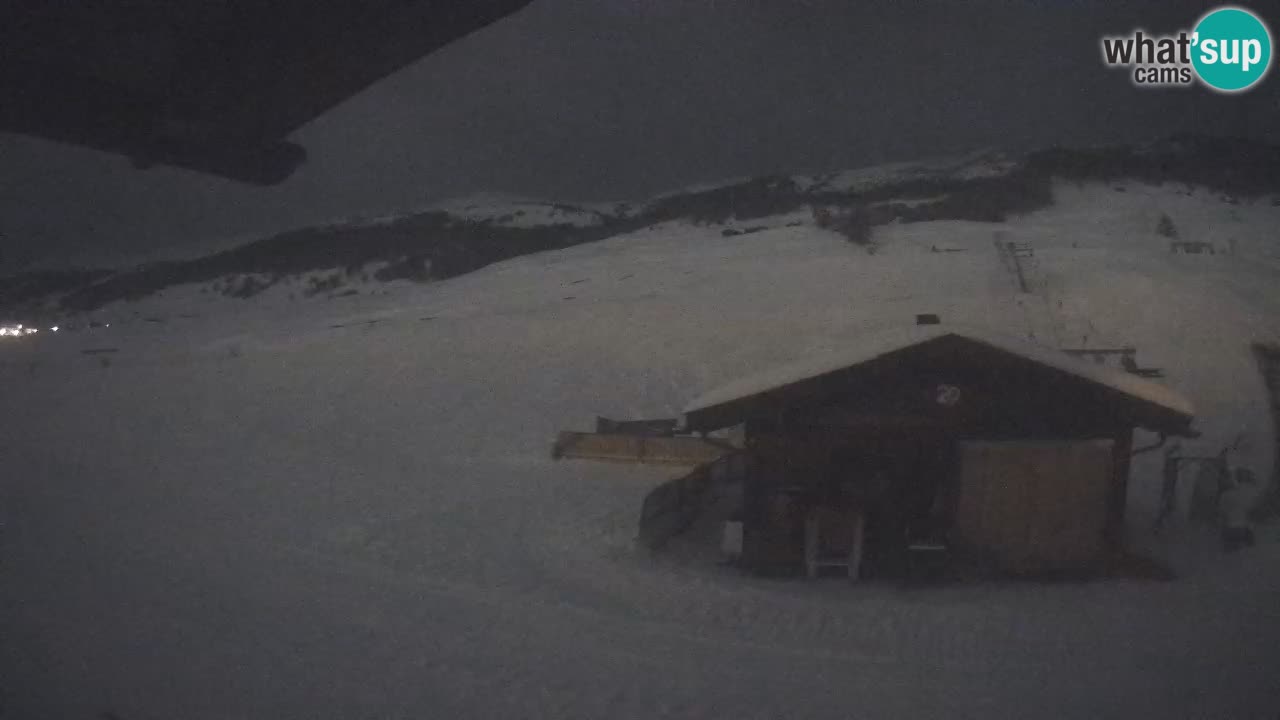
3, 182, 1280, 719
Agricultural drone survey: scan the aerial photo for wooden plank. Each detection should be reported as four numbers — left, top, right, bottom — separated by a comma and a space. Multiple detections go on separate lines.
551, 431, 733, 466
595, 416, 678, 436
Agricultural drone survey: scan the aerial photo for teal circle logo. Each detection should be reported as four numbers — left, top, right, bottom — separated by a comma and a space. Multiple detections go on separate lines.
1192, 7, 1272, 92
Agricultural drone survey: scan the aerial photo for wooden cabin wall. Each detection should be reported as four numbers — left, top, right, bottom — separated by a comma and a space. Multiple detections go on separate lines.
698, 336, 1182, 577
739, 423, 959, 576
953, 439, 1116, 574
1107, 428, 1134, 548
741, 433, 817, 575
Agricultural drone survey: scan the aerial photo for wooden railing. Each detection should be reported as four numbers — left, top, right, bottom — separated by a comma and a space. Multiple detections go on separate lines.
637, 451, 748, 550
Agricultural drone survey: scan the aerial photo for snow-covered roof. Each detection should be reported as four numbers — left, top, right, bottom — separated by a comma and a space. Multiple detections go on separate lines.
683, 324, 1194, 427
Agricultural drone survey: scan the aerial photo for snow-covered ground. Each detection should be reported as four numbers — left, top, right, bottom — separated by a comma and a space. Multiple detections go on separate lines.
2, 181, 1279, 719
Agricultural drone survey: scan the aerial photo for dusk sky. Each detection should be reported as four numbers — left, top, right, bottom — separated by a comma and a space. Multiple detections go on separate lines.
2, 0, 1278, 271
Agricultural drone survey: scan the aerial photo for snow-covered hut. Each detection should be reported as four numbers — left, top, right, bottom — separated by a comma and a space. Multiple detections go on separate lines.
681, 325, 1196, 578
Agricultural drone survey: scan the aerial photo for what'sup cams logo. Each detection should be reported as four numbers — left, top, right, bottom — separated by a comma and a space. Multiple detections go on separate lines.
1102, 6, 1272, 92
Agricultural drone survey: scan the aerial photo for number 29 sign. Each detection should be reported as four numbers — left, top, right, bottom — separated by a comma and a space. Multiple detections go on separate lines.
935, 384, 962, 407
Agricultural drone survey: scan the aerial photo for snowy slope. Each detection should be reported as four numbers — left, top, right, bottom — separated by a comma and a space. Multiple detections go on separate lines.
2, 179, 1279, 719
418, 193, 614, 227
795, 148, 1020, 193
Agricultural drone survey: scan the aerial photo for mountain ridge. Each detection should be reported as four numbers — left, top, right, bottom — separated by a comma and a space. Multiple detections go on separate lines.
3, 134, 1278, 318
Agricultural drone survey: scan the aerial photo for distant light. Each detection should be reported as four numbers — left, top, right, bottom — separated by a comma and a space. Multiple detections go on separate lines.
50, 326, 59, 332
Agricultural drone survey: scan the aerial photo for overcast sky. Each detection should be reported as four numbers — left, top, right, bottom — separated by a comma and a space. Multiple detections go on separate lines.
2, 0, 1279, 271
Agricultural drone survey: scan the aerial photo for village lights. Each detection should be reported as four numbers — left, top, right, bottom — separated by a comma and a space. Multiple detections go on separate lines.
1, 324, 42, 338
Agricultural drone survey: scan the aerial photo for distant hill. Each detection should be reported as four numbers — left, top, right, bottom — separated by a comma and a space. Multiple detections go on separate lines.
2, 134, 1278, 318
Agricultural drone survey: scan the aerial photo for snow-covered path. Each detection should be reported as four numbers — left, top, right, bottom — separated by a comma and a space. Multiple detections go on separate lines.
3, 183, 1280, 719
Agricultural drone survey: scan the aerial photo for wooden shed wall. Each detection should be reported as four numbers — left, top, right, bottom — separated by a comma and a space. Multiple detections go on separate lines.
954, 439, 1115, 573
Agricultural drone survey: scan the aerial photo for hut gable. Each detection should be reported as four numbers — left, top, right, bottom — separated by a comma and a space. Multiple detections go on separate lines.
682, 326, 1195, 437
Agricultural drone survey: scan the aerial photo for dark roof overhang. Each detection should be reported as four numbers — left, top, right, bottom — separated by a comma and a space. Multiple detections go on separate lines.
0, 1, 534, 184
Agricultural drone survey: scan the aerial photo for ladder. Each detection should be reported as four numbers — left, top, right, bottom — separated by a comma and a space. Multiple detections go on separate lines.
803, 507, 866, 581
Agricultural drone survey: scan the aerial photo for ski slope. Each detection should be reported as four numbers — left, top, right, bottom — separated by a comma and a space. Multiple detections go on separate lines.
2, 180, 1279, 719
